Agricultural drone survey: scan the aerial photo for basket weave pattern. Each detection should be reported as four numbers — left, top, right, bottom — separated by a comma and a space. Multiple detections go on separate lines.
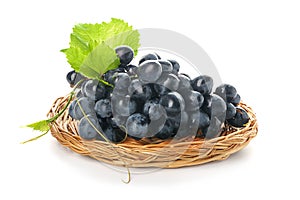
48, 95, 258, 168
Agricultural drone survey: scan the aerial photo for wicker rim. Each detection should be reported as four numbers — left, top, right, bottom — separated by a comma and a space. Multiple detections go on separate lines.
48, 95, 258, 168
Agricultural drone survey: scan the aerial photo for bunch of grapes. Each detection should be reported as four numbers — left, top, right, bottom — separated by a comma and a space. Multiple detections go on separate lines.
67, 46, 250, 143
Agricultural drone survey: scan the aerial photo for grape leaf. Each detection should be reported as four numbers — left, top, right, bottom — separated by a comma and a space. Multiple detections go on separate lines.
26, 120, 50, 132
62, 18, 140, 77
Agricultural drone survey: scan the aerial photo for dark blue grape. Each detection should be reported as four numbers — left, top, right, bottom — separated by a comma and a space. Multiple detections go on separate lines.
153, 83, 171, 97
126, 113, 149, 139
103, 68, 125, 85
139, 53, 158, 65
159, 92, 185, 116
214, 84, 237, 102
226, 103, 236, 120
125, 64, 138, 76
168, 60, 180, 74
72, 97, 95, 120
204, 116, 223, 139
68, 100, 77, 119
201, 94, 212, 116
231, 93, 241, 106
128, 80, 153, 101
94, 99, 112, 118
97, 125, 127, 143
176, 111, 200, 138
191, 75, 214, 95
137, 61, 162, 83
158, 60, 173, 73
82, 79, 108, 101
66, 70, 84, 86
155, 119, 175, 139
199, 111, 210, 128
183, 90, 204, 111
148, 104, 166, 121
160, 73, 180, 91
177, 74, 192, 92
78, 114, 100, 140
210, 94, 226, 122
113, 73, 131, 96
111, 95, 137, 116
227, 107, 249, 127
115, 46, 134, 65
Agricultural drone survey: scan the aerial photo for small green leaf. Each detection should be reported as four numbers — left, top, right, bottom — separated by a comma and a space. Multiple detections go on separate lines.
26, 120, 50, 132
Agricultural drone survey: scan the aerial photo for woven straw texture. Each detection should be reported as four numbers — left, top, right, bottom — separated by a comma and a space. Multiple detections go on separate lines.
48, 95, 258, 168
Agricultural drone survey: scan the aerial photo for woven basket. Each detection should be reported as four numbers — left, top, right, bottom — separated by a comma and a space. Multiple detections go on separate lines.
48, 95, 258, 168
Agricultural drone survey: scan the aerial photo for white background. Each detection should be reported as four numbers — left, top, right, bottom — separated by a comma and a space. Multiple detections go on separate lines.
1, 0, 299, 199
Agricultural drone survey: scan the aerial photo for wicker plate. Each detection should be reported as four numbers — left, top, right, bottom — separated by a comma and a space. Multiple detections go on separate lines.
48, 95, 258, 168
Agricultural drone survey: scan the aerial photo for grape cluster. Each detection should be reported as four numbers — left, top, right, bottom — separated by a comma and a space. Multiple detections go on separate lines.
67, 46, 250, 143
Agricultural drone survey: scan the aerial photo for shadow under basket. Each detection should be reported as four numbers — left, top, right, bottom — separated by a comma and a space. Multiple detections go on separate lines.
48, 95, 258, 168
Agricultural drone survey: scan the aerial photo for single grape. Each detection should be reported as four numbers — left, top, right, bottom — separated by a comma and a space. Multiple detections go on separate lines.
191, 75, 214, 95
199, 110, 210, 128
226, 103, 236, 120
227, 107, 250, 127
214, 84, 237, 102
103, 68, 125, 85
72, 97, 95, 120
137, 61, 162, 83
82, 79, 108, 101
176, 111, 200, 138
155, 119, 175, 139
201, 94, 212, 116
153, 83, 171, 97
113, 73, 131, 96
78, 114, 100, 140
66, 70, 84, 86
125, 64, 138, 76
168, 60, 180, 74
231, 93, 241, 106
94, 99, 112, 118
210, 94, 227, 122
183, 90, 204, 111
97, 125, 127, 143
204, 116, 223, 139
68, 100, 77, 119
158, 60, 173, 73
148, 104, 166, 121
115, 46, 134, 65
147, 113, 167, 137
159, 92, 185, 116
139, 53, 158, 65
111, 95, 137, 116
160, 73, 180, 91
126, 113, 149, 139
177, 74, 192, 92
128, 80, 153, 101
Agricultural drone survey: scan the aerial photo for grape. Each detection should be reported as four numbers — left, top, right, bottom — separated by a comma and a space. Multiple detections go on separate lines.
158, 60, 173, 73
183, 90, 204, 111
159, 92, 185, 116
128, 80, 153, 101
126, 113, 149, 139
137, 61, 162, 83
210, 94, 226, 122
115, 46, 134, 65
78, 114, 100, 140
68, 100, 77, 119
94, 99, 112, 118
155, 119, 175, 139
214, 84, 237, 102
177, 74, 192, 92
160, 73, 180, 91
231, 93, 241, 106
168, 60, 180, 74
191, 75, 213, 95
72, 97, 95, 120
177, 111, 200, 138
111, 95, 137, 116
98, 125, 127, 143
191, 75, 214, 95
153, 83, 171, 97
66, 70, 84, 86
204, 116, 223, 139
139, 53, 158, 65
147, 113, 167, 137
226, 103, 236, 120
113, 73, 131, 96
199, 110, 210, 128
103, 68, 125, 85
82, 79, 108, 101
201, 94, 212, 116
227, 107, 250, 127
125, 64, 138, 76
148, 104, 166, 121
